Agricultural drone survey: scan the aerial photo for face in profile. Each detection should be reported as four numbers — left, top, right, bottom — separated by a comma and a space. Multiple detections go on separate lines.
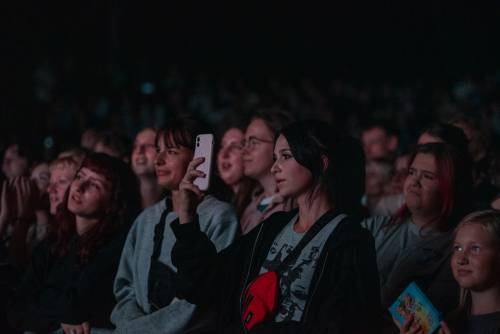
154, 135, 193, 190
48, 165, 77, 215
2, 145, 29, 178
31, 162, 50, 193
67, 167, 112, 218
403, 153, 443, 217
452, 224, 500, 291
242, 119, 275, 181
131, 128, 157, 177
271, 135, 313, 199
217, 128, 245, 187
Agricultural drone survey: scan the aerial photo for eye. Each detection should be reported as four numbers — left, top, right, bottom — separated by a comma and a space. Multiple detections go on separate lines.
282, 153, 292, 160
167, 149, 178, 155
424, 173, 435, 181
471, 245, 481, 253
408, 168, 415, 176
453, 245, 463, 253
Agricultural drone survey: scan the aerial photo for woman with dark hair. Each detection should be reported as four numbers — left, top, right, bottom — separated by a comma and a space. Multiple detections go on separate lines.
110, 115, 238, 334
362, 143, 473, 320
171, 120, 380, 333
7, 152, 141, 333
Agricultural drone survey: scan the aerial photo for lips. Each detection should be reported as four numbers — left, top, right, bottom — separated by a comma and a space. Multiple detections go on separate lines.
455, 269, 472, 277
155, 169, 170, 177
70, 193, 82, 205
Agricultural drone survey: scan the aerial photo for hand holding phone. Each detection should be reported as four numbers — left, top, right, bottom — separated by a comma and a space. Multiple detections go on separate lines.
193, 134, 214, 192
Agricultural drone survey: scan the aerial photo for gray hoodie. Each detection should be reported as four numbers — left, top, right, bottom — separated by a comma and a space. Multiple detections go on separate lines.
110, 195, 239, 333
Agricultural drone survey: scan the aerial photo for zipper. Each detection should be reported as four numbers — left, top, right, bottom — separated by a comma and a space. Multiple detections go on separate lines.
239, 223, 264, 333
303, 250, 329, 322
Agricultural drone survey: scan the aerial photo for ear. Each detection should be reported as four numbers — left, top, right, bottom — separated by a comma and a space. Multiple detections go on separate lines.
388, 135, 398, 152
321, 155, 329, 173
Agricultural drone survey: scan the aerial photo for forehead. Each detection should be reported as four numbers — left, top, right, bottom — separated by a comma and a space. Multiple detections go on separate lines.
223, 128, 244, 142
418, 132, 443, 145
32, 163, 49, 174
246, 119, 273, 138
51, 165, 77, 179
274, 135, 289, 151
362, 127, 387, 141
78, 167, 111, 184
135, 129, 156, 145
410, 153, 437, 172
455, 224, 497, 245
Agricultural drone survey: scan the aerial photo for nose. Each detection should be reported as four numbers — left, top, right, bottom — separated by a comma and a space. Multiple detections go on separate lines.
47, 182, 57, 194
455, 250, 469, 265
154, 151, 165, 166
270, 159, 280, 174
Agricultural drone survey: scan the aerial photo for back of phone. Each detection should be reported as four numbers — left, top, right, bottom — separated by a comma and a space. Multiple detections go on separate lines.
193, 134, 214, 191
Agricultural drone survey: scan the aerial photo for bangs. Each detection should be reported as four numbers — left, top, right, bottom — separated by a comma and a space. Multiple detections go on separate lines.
158, 128, 194, 150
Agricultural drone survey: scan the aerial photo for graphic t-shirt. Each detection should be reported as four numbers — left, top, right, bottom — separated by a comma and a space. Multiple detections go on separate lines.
259, 214, 344, 322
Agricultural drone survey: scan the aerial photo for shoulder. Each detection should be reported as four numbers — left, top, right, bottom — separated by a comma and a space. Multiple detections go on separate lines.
360, 215, 393, 235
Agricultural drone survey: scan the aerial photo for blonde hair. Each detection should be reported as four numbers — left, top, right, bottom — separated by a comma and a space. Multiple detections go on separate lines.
454, 210, 500, 314
49, 156, 82, 175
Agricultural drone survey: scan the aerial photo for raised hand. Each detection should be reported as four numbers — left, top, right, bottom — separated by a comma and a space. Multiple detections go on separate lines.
393, 314, 425, 334
178, 157, 206, 225
61, 321, 90, 334
10, 176, 39, 221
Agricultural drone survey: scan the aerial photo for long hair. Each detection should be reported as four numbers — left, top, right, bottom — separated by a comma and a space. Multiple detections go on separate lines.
393, 143, 473, 231
50, 153, 141, 264
446, 210, 500, 332
280, 120, 365, 215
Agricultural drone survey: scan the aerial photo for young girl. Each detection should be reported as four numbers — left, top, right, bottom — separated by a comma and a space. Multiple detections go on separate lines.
7, 153, 140, 333
398, 210, 500, 334
172, 120, 380, 333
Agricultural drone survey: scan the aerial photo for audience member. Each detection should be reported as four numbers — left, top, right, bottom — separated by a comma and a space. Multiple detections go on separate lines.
171, 120, 381, 333
110, 115, 239, 333
7, 153, 141, 333
131, 128, 164, 208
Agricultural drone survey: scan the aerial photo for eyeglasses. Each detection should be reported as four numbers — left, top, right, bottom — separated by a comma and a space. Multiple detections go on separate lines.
242, 136, 274, 151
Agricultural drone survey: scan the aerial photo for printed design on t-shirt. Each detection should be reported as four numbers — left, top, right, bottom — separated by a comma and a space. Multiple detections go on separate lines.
262, 242, 321, 322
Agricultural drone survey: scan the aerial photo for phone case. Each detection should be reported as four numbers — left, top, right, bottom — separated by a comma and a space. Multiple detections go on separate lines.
193, 134, 214, 191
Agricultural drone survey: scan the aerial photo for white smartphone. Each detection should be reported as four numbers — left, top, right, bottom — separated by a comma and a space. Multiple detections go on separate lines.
193, 133, 214, 191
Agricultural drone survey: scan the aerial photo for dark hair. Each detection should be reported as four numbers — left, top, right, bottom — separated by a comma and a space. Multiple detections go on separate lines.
157, 115, 207, 150
280, 120, 365, 215
394, 143, 473, 231
51, 153, 141, 263
361, 118, 397, 137
95, 131, 130, 160
251, 108, 296, 139
420, 122, 469, 157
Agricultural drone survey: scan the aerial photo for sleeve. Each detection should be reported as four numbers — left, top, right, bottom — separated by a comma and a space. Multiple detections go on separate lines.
201, 202, 239, 252
110, 221, 146, 326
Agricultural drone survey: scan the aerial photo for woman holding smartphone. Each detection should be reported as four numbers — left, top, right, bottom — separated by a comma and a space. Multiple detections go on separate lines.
171, 120, 380, 333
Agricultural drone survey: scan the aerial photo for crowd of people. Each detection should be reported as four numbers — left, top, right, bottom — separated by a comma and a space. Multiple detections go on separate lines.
0, 100, 499, 333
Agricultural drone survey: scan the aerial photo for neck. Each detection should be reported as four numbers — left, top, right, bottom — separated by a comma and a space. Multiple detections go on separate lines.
231, 182, 241, 195
470, 286, 500, 315
257, 172, 277, 197
294, 190, 332, 233
75, 216, 100, 236
410, 211, 440, 229
139, 175, 163, 208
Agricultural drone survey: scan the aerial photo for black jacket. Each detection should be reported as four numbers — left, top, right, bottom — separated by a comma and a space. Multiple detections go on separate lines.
171, 210, 382, 334
6, 229, 128, 333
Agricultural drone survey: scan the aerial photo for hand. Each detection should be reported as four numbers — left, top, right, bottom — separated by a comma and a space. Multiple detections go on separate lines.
10, 177, 38, 221
61, 322, 90, 334
438, 321, 453, 334
393, 314, 424, 334
0, 180, 11, 226
178, 157, 206, 224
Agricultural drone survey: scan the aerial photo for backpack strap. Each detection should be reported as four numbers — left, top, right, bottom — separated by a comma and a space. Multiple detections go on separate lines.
275, 210, 347, 273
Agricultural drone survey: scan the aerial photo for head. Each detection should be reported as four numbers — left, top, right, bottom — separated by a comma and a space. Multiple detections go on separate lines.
80, 128, 102, 151
449, 113, 490, 163
243, 109, 294, 182
131, 128, 157, 177
271, 120, 365, 214
30, 162, 50, 194
154, 116, 206, 190
417, 122, 469, 158
365, 160, 393, 197
452, 210, 500, 309
2, 144, 32, 178
47, 156, 81, 215
361, 120, 398, 162
401, 143, 472, 230
57, 147, 87, 165
53, 152, 140, 262
217, 127, 245, 188
94, 131, 130, 163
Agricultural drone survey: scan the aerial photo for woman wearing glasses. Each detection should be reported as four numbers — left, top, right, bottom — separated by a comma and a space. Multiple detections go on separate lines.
217, 118, 257, 220
239, 109, 296, 234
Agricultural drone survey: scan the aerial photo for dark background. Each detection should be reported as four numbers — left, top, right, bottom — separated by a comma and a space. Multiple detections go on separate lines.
2, 1, 500, 154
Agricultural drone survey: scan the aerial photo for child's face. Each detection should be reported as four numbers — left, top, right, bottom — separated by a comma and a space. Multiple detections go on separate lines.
452, 224, 500, 291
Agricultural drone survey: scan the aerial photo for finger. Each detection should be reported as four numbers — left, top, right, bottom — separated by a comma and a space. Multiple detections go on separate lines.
185, 169, 205, 182
440, 321, 451, 334
402, 314, 414, 331
181, 182, 203, 198
82, 322, 90, 334
189, 157, 205, 170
